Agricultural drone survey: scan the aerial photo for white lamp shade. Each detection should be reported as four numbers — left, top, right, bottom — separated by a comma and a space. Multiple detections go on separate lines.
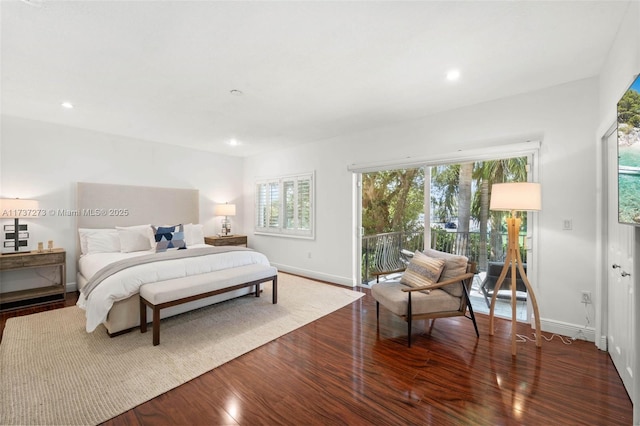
214, 203, 236, 216
490, 183, 541, 212
0, 198, 40, 218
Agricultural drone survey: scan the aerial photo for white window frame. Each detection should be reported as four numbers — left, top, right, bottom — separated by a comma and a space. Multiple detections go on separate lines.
255, 172, 315, 239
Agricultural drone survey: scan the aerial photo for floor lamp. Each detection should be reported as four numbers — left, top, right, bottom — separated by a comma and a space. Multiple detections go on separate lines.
488, 182, 542, 356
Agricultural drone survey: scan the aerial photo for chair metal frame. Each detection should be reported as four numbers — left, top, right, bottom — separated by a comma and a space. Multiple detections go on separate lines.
375, 262, 479, 347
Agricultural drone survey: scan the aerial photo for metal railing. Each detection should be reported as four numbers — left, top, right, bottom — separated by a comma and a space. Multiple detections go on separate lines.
361, 229, 527, 284
361, 231, 423, 284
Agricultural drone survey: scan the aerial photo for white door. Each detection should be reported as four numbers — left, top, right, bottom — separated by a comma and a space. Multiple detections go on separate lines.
606, 130, 635, 397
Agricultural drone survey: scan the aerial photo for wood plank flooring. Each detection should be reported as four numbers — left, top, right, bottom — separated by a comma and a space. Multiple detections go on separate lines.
0, 283, 632, 425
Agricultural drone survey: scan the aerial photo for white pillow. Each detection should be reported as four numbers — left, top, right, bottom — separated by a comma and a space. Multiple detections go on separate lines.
86, 230, 121, 254
116, 225, 155, 253
184, 223, 205, 246
78, 228, 118, 255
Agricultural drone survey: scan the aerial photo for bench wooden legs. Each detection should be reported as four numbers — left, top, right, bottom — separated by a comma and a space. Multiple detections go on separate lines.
248, 274, 276, 305
152, 306, 161, 346
139, 297, 161, 346
140, 298, 147, 333
255, 275, 278, 303
272, 275, 277, 304
140, 275, 278, 346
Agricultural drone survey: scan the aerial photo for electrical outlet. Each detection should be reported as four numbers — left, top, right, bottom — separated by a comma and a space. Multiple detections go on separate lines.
581, 291, 592, 304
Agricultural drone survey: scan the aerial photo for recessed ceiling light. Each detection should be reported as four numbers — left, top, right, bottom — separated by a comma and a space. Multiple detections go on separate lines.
230, 89, 243, 96
227, 138, 241, 146
446, 69, 461, 81
61, 102, 74, 109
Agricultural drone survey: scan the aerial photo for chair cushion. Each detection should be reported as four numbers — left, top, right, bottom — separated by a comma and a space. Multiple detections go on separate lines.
400, 251, 445, 289
422, 248, 468, 297
371, 282, 461, 316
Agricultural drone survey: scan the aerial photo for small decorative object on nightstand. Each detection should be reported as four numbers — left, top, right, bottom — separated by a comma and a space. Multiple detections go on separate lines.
1, 198, 39, 254
214, 203, 236, 236
204, 235, 247, 247
0, 248, 66, 311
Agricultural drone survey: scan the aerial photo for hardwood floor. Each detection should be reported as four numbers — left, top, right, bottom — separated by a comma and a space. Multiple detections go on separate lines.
1, 285, 632, 425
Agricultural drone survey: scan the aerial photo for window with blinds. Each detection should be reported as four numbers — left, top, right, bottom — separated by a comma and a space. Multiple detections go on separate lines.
255, 172, 314, 238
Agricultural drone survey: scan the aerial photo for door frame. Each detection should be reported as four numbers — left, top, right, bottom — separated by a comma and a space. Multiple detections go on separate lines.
595, 122, 617, 351
351, 140, 541, 330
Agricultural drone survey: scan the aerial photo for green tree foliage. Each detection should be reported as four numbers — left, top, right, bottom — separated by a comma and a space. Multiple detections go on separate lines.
457, 163, 473, 233
471, 157, 528, 224
472, 158, 528, 263
362, 158, 528, 265
618, 88, 640, 129
362, 168, 424, 235
430, 164, 460, 223
430, 157, 528, 264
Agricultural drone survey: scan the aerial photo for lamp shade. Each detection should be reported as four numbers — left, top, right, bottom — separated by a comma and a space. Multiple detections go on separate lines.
214, 203, 236, 216
0, 198, 40, 218
490, 183, 541, 212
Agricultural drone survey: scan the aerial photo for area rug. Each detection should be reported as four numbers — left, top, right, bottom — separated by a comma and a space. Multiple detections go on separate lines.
0, 273, 364, 425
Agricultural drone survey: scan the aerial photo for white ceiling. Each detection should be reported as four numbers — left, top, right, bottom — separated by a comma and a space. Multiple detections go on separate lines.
1, 1, 631, 157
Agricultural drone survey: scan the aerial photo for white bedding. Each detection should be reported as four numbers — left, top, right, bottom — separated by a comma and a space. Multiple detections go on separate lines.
77, 244, 270, 332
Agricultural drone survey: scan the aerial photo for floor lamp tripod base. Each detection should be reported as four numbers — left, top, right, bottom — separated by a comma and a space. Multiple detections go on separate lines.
488, 216, 542, 356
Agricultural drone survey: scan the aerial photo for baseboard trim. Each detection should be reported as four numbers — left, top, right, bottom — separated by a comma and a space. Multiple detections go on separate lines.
597, 335, 607, 350
270, 263, 353, 287
539, 317, 596, 343
65, 282, 77, 293
266, 268, 598, 344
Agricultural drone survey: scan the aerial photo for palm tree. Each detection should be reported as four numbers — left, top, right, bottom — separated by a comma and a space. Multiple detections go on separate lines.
478, 178, 489, 270
457, 163, 473, 233
362, 158, 528, 272
472, 157, 528, 264
430, 164, 460, 223
456, 163, 473, 256
431, 157, 528, 267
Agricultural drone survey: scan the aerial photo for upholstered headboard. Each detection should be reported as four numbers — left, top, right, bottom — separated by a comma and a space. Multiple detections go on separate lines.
76, 182, 199, 259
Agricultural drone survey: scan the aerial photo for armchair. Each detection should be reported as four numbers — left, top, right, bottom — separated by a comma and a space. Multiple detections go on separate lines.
371, 248, 479, 347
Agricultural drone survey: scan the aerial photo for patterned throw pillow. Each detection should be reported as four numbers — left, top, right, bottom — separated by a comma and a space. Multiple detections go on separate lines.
400, 251, 446, 290
422, 248, 469, 297
152, 224, 187, 252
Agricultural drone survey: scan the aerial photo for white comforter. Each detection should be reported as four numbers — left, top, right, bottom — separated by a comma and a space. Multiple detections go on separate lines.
76, 244, 270, 332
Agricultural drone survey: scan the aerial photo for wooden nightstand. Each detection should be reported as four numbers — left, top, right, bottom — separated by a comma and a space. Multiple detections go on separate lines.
0, 248, 66, 311
204, 235, 248, 247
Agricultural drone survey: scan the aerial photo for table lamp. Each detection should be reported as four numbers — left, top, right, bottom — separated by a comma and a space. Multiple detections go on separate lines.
214, 203, 236, 236
488, 182, 542, 356
1, 198, 39, 254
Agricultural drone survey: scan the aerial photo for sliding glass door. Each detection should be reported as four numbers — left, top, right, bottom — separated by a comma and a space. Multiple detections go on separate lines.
357, 152, 535, 321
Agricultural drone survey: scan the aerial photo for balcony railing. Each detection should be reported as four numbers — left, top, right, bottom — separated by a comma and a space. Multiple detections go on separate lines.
361, 228, 526, 284
361, 231, 424, 284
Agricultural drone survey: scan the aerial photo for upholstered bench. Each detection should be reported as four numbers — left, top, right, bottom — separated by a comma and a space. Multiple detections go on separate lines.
139, 263, 278, 345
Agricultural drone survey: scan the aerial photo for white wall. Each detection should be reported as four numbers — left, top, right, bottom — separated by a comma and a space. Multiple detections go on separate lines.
244, 77, 600, 336
0, 115, 245, 290
242, 140, 355, 284
598, 1, 640, 134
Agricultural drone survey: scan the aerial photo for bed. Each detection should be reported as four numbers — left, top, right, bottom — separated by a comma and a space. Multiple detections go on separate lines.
75, 182, 269, 335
